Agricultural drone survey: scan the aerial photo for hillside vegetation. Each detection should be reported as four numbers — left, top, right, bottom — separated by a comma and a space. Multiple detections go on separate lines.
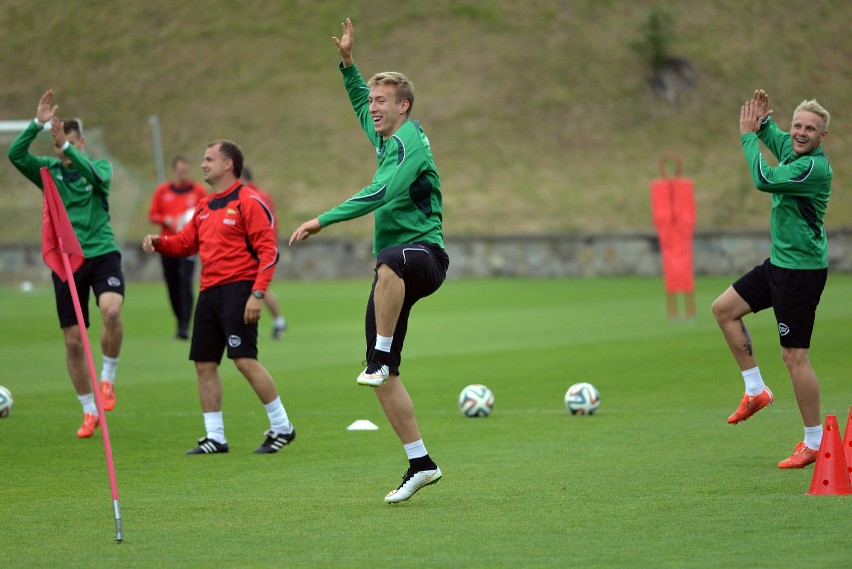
1, 0, 850, 244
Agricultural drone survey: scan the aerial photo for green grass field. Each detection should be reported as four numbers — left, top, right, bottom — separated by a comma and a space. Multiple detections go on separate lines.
1, 275, 851, 568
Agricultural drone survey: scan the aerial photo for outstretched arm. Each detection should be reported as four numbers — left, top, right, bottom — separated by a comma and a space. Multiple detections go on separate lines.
288, 217, 322, 246
333, 18, 354, 67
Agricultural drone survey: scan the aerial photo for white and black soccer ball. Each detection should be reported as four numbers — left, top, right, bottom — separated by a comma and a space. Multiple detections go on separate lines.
458, 384, 494, 418
564, 382, 600, 415
0, 386, 13, 418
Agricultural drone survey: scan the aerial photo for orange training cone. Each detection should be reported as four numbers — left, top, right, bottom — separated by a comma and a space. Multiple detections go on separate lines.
808, 414, 852, 496
843, 406, 852, 483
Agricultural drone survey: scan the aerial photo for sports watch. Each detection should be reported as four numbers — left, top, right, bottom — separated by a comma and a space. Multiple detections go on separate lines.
251, 290, 265, 299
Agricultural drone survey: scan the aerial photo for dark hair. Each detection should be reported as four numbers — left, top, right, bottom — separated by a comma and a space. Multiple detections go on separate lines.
62, 119, 83, 137
241, 165, 253, 182
207, 140, 244, 178
171, 155, 189, 168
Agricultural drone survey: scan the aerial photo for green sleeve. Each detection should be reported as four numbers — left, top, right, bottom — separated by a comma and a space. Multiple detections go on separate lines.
741, 133, 829, 197
62, 143, 112, 197
7, 121, 51, 189
755, 118, 792, 162
318, 140, 402, 227
340, 63, 379, 145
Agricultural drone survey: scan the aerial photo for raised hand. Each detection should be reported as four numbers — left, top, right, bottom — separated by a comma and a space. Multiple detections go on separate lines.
37, 90, 58, 124
50, 118, 67, 149
739, 99, 761, 135
752, 89, 773, 123
332, 18, 354, 66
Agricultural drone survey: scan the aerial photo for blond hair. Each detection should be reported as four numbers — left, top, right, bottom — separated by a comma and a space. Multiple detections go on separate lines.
794, 99, 830, 132
368, 72, 415, 116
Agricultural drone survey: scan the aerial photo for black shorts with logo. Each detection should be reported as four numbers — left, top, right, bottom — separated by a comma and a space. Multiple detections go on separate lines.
52, 251, 125, 329
732, 258, 827, 348
365, 242, 450, 374
189, 280, 258, 363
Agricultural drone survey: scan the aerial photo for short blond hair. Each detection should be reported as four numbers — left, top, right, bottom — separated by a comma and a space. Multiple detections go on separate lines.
794, 99, 830, 132
368, 71, 415, 116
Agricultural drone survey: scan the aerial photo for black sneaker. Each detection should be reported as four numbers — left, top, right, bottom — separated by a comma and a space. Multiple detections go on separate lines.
254, 428, 296, 454
185, 437, 229, 455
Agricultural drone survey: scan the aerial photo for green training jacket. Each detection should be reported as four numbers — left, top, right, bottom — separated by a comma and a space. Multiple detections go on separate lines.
318, 63, 444, 256
8, 120, 118, 258
741, 118, 832, 269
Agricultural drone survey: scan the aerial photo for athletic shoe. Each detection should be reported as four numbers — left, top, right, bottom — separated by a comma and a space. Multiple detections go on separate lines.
100, 380, 116, 412
778, 441, 819, 469
185, 437, 229, 455
77, 413, 99, 438
727, 387, 774, 424
272, 322, 287, 340
253, 428, 296, 454
357, 362, 389, 387
384, 466, 443, 503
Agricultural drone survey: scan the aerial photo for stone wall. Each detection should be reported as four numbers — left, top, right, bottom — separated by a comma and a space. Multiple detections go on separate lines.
3, 229, 852, 283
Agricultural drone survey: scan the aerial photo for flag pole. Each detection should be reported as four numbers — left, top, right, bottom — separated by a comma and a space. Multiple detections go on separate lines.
40, 168, 123, 542
60, 252, 124, 542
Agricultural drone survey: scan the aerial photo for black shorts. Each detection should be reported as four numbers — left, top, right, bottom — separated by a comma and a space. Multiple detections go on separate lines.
189, 281, 259, 363
365, 242, 449, 374
732, 258, 827, 348
52, 251, 125, 329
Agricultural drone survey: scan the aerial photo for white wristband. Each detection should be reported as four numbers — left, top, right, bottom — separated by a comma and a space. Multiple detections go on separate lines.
60, 140, 71, 152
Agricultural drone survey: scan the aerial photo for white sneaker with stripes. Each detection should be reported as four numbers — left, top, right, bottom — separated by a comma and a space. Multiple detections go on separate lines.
384, 467, 442, 503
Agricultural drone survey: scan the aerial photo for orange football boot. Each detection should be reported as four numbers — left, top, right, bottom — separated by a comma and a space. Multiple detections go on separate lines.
778, 442, 818, 469
727, 387, 773, 424
76, 413, 99, 438
100, 380, 116, 411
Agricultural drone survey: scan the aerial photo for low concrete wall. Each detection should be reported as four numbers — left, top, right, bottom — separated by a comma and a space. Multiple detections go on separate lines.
4, 229, 852, 283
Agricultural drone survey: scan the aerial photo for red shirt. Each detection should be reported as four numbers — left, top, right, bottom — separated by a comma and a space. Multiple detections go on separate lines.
245, 182, 278, 237
148, 180, 208, 237
155, 181, 279, 292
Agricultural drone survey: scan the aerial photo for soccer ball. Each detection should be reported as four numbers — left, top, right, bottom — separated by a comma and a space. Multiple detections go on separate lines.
564, 382, 600, 415
458, 384, 494, 417
0, 386, 13, 418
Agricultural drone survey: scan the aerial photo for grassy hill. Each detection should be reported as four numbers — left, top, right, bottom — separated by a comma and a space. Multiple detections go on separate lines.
1, 0, 850, 244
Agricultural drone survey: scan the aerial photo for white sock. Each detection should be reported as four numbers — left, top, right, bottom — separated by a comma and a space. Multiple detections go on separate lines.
741, 366, 766, 396
78, 393, 97, 415
203, 411, 226, 444
274, 316, 286, 329
263, 396, 292, 434
804, 425, 823, 450
403, 439, 427, 460
375, 334, 393, 352
101, 356, 119, 383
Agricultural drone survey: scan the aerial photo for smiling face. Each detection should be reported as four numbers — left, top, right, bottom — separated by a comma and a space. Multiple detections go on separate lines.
790, 110, 827, 155
368, 83, 409, 139
201, 144, 230, 187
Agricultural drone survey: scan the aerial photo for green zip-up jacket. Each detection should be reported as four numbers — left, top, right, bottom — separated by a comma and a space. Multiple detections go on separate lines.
8, 120, 118, 258
318, 63, 444, 256
741, 118, 832, 269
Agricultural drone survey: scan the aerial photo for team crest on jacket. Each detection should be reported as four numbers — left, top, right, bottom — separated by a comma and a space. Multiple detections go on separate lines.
228, 335, 242, 348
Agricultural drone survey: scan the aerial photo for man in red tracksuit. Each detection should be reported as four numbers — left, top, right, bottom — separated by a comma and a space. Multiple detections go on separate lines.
148, 155, 207, 339
143, 140, 296, 454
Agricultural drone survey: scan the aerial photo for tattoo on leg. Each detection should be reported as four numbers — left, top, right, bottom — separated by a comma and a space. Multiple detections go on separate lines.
740, 321, 753, 356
